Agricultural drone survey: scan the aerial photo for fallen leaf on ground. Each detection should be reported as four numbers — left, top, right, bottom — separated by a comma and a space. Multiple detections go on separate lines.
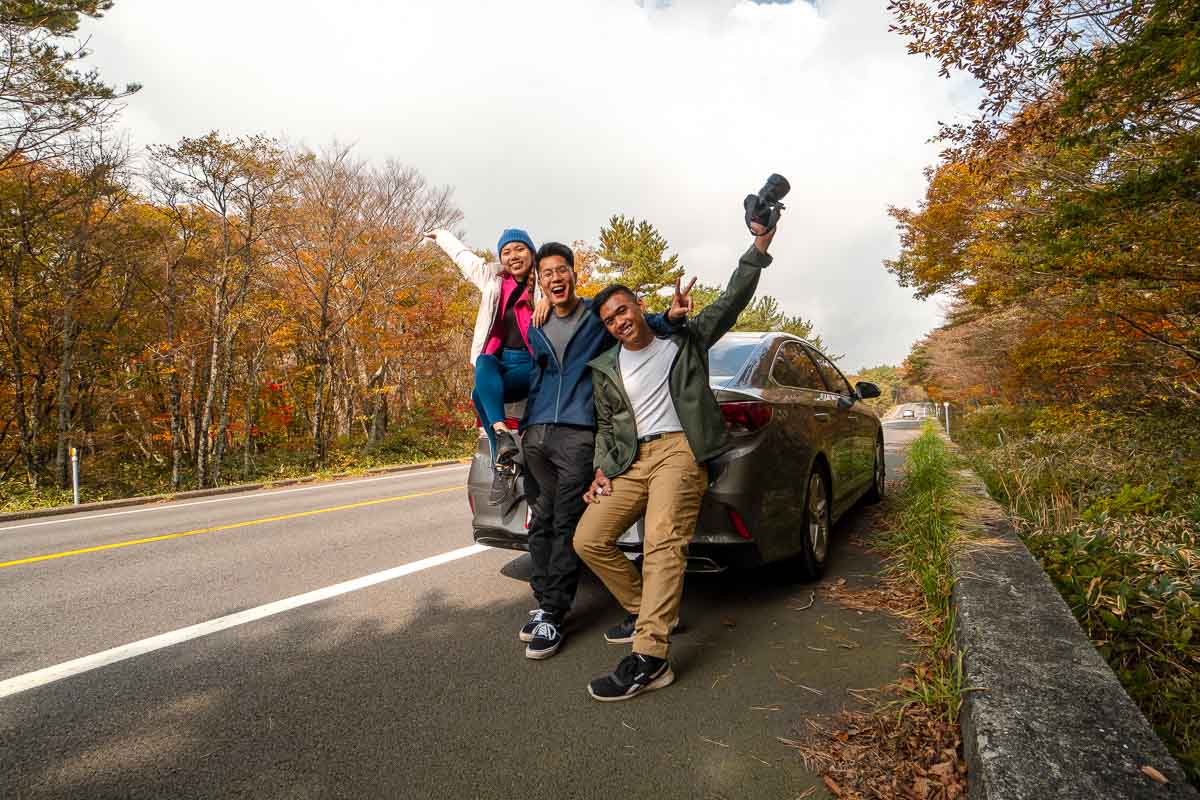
823, 775, 846, 797
771, 666, 797, 685
790, 591, 815, 611
783, 684, 968, 800
721, 616, 737, 628
699, 736, 730, 748
1141, 765, 1169, 784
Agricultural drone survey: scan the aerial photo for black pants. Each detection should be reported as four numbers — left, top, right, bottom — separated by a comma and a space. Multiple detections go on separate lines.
522, 424, 594, 617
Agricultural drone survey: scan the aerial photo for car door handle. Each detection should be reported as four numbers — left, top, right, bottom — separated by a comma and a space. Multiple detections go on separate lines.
814, 412, 831, 422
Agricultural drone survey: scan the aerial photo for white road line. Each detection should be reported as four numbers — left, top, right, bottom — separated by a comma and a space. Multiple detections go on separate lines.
0, 464, 471, 534
0, 544, 490, 700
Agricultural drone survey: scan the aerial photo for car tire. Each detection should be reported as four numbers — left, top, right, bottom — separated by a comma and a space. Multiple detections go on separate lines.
864, 435, 885, 504
797, 468, 831, 581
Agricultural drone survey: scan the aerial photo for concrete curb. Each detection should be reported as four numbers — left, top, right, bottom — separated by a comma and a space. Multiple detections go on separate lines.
0, 458, 471, 525
951, 465, 1197, 798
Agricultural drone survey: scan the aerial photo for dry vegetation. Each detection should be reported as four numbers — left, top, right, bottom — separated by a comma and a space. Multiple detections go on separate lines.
783, 425, 971, 799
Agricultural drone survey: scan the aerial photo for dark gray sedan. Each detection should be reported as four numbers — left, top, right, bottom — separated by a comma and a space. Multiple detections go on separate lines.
467, 332, 885, 579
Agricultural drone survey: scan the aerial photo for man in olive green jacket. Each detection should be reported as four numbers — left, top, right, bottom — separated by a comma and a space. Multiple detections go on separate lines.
575, 220, 778, 702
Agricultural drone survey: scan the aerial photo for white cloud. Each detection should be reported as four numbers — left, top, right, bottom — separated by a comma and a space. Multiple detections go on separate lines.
79, 0, 976, 369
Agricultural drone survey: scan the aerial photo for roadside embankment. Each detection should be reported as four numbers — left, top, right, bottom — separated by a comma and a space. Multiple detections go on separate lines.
948, 430, 1198, 798
0, 458, 469, 525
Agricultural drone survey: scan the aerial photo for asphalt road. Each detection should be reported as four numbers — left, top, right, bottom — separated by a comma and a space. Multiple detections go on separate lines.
1, 428, 921, 800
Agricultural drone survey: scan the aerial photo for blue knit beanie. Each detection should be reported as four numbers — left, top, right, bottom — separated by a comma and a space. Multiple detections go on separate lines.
496, 228, 537, 258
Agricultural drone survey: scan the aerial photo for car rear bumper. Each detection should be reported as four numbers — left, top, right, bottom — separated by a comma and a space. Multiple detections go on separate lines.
471, 526, 762, 573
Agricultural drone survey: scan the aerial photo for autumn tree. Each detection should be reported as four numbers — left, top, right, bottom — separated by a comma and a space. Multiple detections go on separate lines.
276, 144, 460, 464
147, 133, 295, 487
888, 0, 1200, 409
48, 134, 135, 487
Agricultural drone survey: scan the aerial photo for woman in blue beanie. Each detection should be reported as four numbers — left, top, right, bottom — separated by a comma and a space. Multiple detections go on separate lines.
424, 227, 547, 504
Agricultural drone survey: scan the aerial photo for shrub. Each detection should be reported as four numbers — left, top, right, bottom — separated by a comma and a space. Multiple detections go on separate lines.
958, 405, 1200, 781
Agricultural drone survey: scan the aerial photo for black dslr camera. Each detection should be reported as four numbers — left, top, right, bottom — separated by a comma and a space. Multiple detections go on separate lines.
744, 173, 790, 234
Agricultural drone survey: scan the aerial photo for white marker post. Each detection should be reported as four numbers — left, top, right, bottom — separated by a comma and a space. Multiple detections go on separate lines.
70, 446, 80, 505
943, 402, 951, 437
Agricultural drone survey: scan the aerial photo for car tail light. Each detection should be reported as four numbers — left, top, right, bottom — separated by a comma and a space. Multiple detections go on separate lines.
468, 495, 476, 515
728, 509, 753, 540
720, 401, 773, 433
525, 505, 533, 529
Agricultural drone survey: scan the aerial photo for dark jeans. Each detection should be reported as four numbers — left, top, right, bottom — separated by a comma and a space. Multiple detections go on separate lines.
522, 423, 595, 617
472, 348, 532, 463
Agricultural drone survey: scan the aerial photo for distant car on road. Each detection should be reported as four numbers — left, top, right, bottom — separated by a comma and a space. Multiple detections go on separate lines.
467, 332, 886, 580
902, 408, 915, 419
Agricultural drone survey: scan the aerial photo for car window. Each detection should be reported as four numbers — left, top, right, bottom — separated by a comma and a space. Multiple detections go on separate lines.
807, 348, 853, 396
770, 342, 825, 390
708, 340, 757, 379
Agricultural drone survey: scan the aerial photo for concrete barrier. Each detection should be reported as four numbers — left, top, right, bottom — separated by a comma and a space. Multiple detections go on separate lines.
952, 468, 1197, 798
0, 458, 470, 525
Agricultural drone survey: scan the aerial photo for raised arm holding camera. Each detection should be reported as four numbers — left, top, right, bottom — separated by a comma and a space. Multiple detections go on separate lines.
573, 181, 783, 702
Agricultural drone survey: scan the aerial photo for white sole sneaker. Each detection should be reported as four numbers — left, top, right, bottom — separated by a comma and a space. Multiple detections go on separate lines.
525, 639, 562, 660
587, 667, 675, 701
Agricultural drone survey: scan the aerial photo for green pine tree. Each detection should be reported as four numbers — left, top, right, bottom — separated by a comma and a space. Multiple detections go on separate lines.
597, 215, 684, 312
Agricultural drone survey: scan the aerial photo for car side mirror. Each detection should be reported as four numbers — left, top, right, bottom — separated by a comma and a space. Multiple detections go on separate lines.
855, 381, 881, 400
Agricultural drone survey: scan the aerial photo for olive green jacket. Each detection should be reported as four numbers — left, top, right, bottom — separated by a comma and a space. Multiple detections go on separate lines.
589, 244, 773, 478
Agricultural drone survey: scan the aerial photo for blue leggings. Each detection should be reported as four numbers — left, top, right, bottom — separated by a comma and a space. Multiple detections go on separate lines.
473, 348, 532, 462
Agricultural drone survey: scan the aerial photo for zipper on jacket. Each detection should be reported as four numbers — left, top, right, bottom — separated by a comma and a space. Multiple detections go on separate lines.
532, 305, 592, 425
530, 325, 564, 424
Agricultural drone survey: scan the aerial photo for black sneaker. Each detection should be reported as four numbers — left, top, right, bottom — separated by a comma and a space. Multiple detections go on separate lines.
605, 614, 680, 644
519, 609, 549, 642
605, 613, 637, 644
488, 467, 516, 507
494, 428, 520, 466
587, 653, 674, 702
525, 616, 562, 660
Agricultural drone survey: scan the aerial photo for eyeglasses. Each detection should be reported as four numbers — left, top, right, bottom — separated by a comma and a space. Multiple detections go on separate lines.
539, 265, 573, 279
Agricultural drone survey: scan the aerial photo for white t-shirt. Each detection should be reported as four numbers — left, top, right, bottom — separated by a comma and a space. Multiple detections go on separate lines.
619, 336, 683, 438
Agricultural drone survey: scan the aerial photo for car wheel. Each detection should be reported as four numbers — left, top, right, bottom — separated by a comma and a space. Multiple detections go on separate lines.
798, 469, 831, 581
864, 435, 885, 504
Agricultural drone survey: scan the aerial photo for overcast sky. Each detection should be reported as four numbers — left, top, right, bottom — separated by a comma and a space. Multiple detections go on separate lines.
79, 0, 975, 370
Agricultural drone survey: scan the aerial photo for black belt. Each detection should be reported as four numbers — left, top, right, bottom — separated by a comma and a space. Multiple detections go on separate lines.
638, 432, 681, 444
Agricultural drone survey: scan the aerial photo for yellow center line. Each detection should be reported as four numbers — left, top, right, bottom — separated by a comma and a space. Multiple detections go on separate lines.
0, 485, 464, 569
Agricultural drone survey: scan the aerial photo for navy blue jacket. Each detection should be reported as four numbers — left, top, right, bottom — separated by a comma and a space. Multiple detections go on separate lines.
522, 300, 677, 430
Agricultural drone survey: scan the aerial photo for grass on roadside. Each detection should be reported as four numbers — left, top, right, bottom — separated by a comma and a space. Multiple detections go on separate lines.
789, 422, 971, 798
881, 424, 967, 709
0, 420, 478, 513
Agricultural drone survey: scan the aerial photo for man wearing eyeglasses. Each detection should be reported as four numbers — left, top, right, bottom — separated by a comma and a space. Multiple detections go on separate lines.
516, 242, 691, 660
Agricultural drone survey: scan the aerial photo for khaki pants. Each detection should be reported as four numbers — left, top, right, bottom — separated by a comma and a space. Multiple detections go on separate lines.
573, 432, 708, 659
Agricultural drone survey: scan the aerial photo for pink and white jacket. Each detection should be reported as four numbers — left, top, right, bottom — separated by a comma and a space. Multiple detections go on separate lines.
428, 229, 538, 366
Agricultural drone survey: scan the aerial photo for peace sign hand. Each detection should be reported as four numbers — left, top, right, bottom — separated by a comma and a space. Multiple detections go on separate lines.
668, 276, 696, 322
